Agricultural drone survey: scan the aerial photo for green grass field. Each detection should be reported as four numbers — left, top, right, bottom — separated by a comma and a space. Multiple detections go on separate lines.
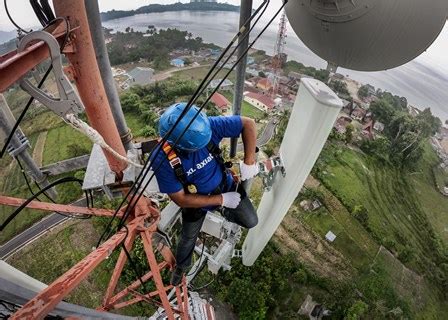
310, 142, 448, 317
172, 66, 237, 83
124, 111, 147, 136
42, 124, 93, 166
0, 134, 49, 244
220, 92, 266, 120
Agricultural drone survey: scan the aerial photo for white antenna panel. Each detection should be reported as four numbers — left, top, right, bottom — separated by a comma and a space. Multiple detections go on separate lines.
242, 78, 343, 266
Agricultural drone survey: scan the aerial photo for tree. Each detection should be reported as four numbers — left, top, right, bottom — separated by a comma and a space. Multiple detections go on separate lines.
205, 106, 221, 117
369, 100, 395, 125
358, 85, 370, 98
120, 92, 140, 113
360, 137, 390, 163
346, 300, 368, 320
136, 125, 156, 137
416, 108, 442, 136
345, 124, 354, 144
352, 205, 369, 228
329, 80, 350, 97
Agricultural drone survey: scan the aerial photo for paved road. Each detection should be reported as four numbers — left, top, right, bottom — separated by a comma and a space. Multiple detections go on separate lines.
0, 199, 87, 260
237, 118, 277, 152
257, 118, 277, 147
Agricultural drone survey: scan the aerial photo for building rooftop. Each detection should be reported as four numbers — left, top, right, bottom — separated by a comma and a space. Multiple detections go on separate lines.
210, 93, 230, 109
209, 79, 233, 89
245, 92, 275, 109
128, 67, 154, 79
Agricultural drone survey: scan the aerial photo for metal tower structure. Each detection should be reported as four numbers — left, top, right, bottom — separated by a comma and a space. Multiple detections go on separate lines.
271, 11, 287, 98
0, 1, 201, 318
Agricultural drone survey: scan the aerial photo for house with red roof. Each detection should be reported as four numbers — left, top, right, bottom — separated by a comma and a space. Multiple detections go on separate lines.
256, 78, 273, 93
244, 92, 275, 112
210, 93, 231, 113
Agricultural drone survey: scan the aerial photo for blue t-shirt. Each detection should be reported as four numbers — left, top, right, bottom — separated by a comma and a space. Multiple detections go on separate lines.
151, 116, 243, 195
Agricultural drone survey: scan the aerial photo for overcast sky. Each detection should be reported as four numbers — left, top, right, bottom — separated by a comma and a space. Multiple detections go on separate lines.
1, 1, 447, 90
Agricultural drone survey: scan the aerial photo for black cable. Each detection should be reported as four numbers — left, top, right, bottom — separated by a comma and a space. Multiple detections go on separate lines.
98, 0, 271, 243
0, 65, 53, 158
101, 0, 282, 292
1, 15, 70, 159
115, 0, 287, 236
30, 0, 49, 27
4, 0, 32, 33
0, 177, 90, 232
40, 0, 56, 22
15, 157, 92, 219
95, 0, 271, 247
120, 230, 145, 288
188, 0, 270, 107
96, 3, 285, 289
30, 0, 56, 26
186, 235, 207, 277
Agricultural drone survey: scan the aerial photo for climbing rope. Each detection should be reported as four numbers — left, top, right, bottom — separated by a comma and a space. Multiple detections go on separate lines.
65, 114, 144, 169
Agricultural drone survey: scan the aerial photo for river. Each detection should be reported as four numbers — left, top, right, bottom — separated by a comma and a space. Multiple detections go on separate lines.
103, 10, 448, 122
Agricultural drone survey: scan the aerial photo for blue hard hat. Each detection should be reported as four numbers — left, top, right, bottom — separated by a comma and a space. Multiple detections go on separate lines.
159, 103, 212, 152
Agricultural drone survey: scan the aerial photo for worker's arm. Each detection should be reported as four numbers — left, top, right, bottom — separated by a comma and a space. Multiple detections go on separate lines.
169, 189, 241, 209
169, 189, 222, 208
241, 116, 257, 164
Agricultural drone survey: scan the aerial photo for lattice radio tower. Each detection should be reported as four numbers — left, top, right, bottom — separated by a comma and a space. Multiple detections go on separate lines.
272, 11, 287, 97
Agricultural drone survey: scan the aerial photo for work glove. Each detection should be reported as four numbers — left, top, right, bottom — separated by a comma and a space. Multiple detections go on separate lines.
221, 192, 241, 209
240, 161, 260, 181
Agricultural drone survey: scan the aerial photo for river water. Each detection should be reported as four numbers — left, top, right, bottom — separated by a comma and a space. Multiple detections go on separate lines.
103, 10, 448, 122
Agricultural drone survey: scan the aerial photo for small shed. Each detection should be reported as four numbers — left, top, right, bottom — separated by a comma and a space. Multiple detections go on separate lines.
127, 67, 154, 87
170, 58, 185, 68
325, 231, 336, 242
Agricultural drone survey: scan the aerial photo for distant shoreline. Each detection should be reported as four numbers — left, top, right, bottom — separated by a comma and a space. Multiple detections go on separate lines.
101, 2, 240, 22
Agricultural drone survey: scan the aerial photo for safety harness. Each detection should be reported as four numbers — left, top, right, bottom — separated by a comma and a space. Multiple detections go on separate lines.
139, 138, 236, 194
161, 140, 233, 194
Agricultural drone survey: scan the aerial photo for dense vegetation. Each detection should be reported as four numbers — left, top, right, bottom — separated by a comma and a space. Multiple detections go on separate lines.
329, 80, 350, 98
101, 2, 240, 21
361, 96, 441, 169
107, 29, 207, 68
283, 60, 330, 83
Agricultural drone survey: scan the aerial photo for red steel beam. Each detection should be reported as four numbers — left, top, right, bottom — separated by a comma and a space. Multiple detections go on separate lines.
113, 287, 171, 310
102, 230, 137, 305
10, 226, 131, 320
0, 21, 70, 92
104, 262, 168, 309
0, 195, 122, 218
141, 230, 176, 320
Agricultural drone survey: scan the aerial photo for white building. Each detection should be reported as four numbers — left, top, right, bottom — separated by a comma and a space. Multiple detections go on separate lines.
127, 67, 154, 87
244, 92, 275, 112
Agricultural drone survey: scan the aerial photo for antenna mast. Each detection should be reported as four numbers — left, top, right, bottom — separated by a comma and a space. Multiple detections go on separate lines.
272, 11, 287, 98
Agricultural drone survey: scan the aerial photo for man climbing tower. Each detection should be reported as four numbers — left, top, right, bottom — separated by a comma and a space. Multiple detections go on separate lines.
152, 102, 259, 286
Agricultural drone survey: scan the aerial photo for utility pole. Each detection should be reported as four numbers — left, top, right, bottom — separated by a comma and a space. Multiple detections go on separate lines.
0, 95, 56, 198
230, 0, 253, 158
85, 0, 133, 151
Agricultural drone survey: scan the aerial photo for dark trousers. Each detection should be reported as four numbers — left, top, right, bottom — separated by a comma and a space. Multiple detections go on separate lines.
175, 189, 258, 269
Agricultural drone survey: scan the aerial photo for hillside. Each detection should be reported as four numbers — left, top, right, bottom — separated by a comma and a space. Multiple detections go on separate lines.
101, 2, 240, 21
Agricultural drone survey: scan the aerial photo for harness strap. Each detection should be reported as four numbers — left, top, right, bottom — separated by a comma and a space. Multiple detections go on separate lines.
161, 141, 190, 189
160, 140, 231, 194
